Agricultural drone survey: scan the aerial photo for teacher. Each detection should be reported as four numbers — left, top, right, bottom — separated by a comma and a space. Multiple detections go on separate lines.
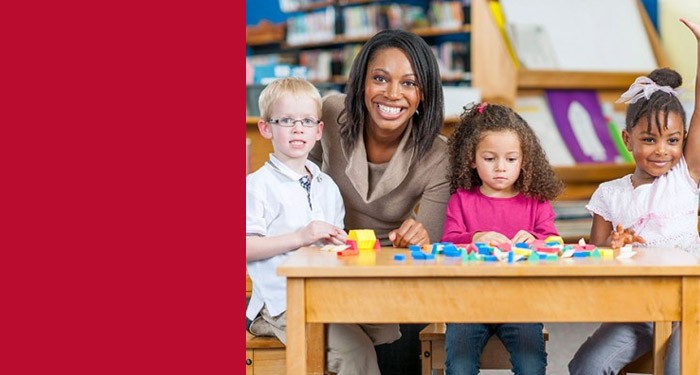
309, 29, 450, 375
310, 29, 450, 248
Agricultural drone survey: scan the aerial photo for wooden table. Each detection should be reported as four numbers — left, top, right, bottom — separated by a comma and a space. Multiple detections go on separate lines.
278, 247, 700, 375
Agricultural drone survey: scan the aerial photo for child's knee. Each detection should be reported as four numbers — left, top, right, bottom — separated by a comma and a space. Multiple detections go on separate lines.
364, 323, 401, 345
326, 326, 379, 375
327, 323, 377, 355
568, 353, 608, 375
511, 353, 546, 375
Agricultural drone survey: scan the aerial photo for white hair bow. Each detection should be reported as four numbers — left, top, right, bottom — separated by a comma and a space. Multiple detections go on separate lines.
615, 76, 679, 104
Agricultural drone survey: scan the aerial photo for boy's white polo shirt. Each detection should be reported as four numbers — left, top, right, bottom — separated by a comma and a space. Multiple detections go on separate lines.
246, 154, 344, 319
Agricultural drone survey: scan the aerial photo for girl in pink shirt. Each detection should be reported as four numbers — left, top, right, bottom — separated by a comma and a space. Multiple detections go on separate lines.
441, 102, 564, 375
442, 102, 564, 245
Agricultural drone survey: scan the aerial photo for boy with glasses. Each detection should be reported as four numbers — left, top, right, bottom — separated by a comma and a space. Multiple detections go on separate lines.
246, 77, 346, 346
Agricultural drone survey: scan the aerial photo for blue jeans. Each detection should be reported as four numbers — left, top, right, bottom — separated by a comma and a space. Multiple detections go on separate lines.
445, 323, 546, 375
568, 322, 680, 375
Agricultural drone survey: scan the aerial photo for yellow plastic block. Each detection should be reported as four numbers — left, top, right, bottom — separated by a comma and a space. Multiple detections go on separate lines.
599, 249, 614, 258
514, 248, 532, 257
544, 236, 564, 244
348, 229, 378, 250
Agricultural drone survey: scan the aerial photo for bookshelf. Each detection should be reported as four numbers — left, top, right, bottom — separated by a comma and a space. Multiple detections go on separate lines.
247, 24, 471, 50
471, 0, 669, 106
246, 0, 472, 86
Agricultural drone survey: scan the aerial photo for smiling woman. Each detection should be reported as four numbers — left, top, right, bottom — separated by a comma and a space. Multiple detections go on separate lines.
308, 29, 450, 375
310, 29, 448, 248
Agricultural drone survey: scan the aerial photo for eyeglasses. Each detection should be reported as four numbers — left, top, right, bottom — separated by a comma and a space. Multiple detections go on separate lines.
267, 117, 321, 128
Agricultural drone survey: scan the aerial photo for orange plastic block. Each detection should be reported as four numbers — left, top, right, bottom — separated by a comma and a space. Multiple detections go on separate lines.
345, 239, 358, 250
337, 249, 359, 257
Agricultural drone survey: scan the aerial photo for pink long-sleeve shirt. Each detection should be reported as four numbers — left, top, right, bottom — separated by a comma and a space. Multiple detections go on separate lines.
441, 187, 558, 243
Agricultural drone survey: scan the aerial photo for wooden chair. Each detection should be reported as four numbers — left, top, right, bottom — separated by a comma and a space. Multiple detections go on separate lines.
246, 331, 286, 375
246, 273, 286, 375
419, 322, 549, 375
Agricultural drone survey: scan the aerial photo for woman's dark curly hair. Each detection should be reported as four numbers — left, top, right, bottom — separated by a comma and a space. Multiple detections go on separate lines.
447, 103, 564, 201
625, 68, 686, 135
338, 29, 444, 159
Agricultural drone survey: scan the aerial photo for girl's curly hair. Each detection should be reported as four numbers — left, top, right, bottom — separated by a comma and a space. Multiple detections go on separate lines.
447, 102, 564, 201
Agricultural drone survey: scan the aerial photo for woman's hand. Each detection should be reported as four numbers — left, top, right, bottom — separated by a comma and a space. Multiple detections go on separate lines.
510, 230, 535, 244
471, 231, 510, 245
610, 224, 646, 249
388, 219, 430, 247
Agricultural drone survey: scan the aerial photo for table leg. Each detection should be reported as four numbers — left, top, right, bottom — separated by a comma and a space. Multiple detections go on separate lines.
287, 278, 307, 374
681, 277, 700, 375
653, 321, 671, 375
307, 323, 325, 374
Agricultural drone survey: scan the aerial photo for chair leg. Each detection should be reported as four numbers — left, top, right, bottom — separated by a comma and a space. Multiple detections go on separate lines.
421, 339, 432, 375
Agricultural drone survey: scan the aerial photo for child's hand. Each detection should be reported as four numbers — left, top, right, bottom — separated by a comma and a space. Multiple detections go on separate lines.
681, 18, 700, 40
610, 224, 646, 249
300, 220, 346, 247
510, 230, 535, 244
472, 231, 510, 245
327, 228, 348, 245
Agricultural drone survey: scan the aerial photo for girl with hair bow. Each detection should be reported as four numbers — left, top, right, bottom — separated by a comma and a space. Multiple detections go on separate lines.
569, 17, 700, 375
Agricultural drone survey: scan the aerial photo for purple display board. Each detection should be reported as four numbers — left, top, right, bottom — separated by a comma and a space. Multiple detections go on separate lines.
545, 90, 619, 163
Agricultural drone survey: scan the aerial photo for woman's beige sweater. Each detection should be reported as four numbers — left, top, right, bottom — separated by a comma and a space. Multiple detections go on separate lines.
310, 94, 450, 246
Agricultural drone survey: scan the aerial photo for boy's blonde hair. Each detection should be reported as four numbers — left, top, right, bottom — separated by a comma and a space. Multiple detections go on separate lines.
257, 77, 322, 119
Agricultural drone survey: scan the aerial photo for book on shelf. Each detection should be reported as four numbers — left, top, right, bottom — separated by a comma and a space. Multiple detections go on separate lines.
552, 200, 590, 220
428, 1, 464, 29
340, 44, 362, 78
487, 0, 519, 68
286, 7, 336, 45
554, 217, 593, 242
514, 95, 575, 166
385, 3, 426, 30
299, 50, 334, 82
342, 4, 382, 38
247, 54, 307, 85
431, 42, 470, 81
279, 0, 331, 13
505, 23, 558, 69
553, 200, 593, 242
